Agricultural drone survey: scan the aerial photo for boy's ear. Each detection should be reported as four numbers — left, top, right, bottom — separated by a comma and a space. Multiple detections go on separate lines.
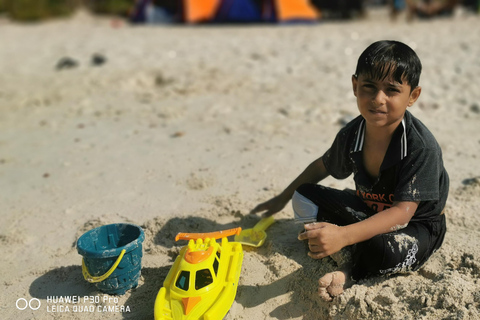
408, 86, 422, 107
352, 75, 358, 97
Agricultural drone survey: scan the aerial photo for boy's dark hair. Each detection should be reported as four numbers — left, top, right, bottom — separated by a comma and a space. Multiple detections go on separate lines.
355, 40, 422, 90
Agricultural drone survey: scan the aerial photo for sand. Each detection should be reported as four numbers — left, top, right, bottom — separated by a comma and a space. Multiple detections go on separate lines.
1, 7, 479, 320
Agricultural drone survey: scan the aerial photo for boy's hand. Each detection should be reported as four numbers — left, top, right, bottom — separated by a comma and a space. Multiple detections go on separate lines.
250, 194, 289, 217
298, 222, 348, 259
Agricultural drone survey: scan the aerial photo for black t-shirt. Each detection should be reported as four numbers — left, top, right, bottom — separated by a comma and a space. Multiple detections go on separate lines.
322, 110, 449, 222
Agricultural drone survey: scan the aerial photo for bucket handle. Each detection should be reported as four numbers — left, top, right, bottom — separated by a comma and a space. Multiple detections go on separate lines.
82, 249, 126, 283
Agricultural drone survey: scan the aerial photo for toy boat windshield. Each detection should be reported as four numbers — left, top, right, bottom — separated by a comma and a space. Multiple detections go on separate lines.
154, 227, 244, 320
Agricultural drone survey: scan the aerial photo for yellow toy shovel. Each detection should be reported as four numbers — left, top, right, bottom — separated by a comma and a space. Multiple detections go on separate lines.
234, 216, 275, 247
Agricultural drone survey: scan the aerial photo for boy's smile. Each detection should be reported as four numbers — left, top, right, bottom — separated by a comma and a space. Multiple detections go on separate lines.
352, 74, 421, 131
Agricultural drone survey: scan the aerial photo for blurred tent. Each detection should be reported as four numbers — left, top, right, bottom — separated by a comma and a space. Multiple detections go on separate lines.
210, 0, 262, 22
130, 0, 320, 24
273, 0, 320, 21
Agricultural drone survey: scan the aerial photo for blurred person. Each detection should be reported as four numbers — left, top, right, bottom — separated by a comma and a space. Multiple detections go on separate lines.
251, 41, 448, 301
390, 0, 407, 19
146, 0, 178, 23
129, 0, 150, 23
310, 0, 365, 19
406, 0, 459, 19
129, 0, 179, 23
461, 0, 480, 12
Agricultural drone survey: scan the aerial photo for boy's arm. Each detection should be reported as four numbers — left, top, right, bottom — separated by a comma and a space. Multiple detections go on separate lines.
300, 201, 418, 259
280, 156, 330, 200
250, 157, 330, 216
344, 201, 418, 243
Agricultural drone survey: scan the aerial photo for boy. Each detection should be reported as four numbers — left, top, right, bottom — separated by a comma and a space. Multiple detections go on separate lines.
251, 40, 448, 301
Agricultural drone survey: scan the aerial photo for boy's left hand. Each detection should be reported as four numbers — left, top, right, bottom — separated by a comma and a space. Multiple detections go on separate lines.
298, 222, 348, 259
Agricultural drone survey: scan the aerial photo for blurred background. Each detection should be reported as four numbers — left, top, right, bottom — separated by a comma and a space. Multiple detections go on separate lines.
1, 1, 479, 320
0, 0, 478, 23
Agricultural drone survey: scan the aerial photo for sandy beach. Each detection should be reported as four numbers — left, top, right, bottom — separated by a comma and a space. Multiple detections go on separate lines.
1, 7, 480, 320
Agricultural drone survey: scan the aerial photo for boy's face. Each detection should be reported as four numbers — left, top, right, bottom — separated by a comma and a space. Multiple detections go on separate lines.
352, 74, 421, 130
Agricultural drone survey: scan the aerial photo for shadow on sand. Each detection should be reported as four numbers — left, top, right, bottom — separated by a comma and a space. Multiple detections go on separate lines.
137, 215, 341, 319
123, 215, 247, 319
29, 265, 94, 299
146, 214, 344, 318
234, 217, 338, 319
28, 215, 361, 319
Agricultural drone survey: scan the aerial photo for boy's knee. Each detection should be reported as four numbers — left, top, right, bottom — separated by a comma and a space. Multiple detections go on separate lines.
295, 183, 318, 197
292, 188, 319, 223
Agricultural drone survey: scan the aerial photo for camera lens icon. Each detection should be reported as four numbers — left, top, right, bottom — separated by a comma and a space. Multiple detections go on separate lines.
16, 298, 41, 310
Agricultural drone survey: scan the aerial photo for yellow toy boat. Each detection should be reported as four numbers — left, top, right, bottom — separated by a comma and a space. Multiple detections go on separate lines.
154, 227, 244, 320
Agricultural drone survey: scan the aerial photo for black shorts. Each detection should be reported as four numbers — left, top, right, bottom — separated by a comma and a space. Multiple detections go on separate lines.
293, 183, 446, 280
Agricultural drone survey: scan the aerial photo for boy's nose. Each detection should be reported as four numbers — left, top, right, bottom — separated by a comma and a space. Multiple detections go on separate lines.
372, 90, 387, 106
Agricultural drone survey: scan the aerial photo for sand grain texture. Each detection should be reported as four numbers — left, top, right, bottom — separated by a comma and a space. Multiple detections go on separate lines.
1, 8, 479, 320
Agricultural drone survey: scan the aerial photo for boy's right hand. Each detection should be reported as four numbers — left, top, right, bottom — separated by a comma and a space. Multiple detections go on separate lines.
250, 194, 289, 217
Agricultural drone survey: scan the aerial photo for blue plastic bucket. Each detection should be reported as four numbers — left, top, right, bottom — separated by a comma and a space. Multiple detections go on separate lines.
77, 223, 145, 295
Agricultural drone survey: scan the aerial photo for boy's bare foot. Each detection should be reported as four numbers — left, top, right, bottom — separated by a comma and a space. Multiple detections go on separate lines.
318, 270, 348, 301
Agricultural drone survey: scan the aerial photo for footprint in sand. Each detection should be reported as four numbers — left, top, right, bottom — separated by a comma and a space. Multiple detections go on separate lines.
185, 172, 215, 191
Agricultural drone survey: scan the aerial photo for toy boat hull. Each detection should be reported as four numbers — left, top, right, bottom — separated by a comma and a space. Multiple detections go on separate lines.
154, 238, 243, 320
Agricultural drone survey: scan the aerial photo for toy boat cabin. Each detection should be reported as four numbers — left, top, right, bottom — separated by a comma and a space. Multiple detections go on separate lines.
154, 228, 244, 320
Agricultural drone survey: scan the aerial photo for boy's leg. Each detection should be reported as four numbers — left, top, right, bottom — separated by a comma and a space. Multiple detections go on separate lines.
350, 219, 443, 280
292, 183, 374, 225
292, 183, 372, 300
292, 183, 446, 299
